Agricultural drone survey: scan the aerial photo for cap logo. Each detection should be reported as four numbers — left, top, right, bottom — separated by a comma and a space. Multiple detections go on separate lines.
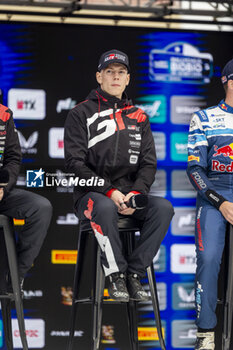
221, 76, 227, 84
104, 53, 126, 63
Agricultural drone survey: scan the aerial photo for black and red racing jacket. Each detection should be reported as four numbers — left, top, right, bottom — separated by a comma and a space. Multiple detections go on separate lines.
64, 87, 157, 205
0, 104, 22, 197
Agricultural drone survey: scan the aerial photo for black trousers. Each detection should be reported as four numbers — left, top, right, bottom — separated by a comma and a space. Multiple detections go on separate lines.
76, 192, 174, 277
0, 188, 52, 278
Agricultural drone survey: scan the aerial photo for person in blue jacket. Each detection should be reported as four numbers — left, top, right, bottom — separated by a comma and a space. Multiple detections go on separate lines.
187, 58, 233, 350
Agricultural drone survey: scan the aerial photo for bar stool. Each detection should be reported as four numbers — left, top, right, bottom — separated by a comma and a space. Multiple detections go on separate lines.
0, 214, 28, 350
222, 224, 233, 350
67, 216, 166, 350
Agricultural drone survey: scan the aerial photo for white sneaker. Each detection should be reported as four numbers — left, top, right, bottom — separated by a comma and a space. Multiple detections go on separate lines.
195, 332, 215, 350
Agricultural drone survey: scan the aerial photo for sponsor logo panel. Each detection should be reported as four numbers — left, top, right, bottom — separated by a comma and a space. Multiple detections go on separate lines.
138, 326, 165, 342
172, 283, 195, 310
50, 330, 84, 337
61, 286, 73, 306
171, 96, 206, 125
56, 97, 76, 113
101, 325, 116, 344
153, 132, 166, 160
135, 95, 166, 124
171, 244, 196, 273
16, 174, 26, 187
18, 131, 38, 155
51, 250, 77, 264
171, 132, 188, 162
8, 89, 46, 119
171, 207, 196, 236
12, 319, 45, 348
49, 128, 64, 158
149, 43, 213, 84
138, 282, 166, 311
171, 170, 196, 198
23, 290, 43, 300
172, 320, 196, 348
150, 170, 167, 198
56, 213, 79, 225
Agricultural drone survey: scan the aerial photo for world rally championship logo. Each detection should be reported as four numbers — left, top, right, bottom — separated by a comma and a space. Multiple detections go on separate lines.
26, 169, 45, 187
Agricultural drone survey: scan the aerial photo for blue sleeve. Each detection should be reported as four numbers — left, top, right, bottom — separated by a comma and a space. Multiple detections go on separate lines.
187, 112, 227, 209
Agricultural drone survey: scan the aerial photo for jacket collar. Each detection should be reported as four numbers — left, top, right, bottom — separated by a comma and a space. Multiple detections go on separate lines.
219, 99, 233, 114
94, 87, 130, 108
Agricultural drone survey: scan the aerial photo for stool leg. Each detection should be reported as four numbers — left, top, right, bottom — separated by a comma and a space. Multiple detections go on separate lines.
126, 300, 139, 350
1, 299, 14, 350
124, 231, 138, 350
93, 245, 105, 350
222, 225, 233, 350
3, 217, 28, 350
147, 264, 166, 350
67, 228, 87, 350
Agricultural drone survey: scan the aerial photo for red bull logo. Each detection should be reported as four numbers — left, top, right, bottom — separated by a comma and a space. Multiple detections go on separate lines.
220, 103, 228, 111
212, 160, 233, 173
213, 144, 233, 157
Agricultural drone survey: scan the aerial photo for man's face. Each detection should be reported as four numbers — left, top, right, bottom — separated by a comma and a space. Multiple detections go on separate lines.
96, 63, 130, 99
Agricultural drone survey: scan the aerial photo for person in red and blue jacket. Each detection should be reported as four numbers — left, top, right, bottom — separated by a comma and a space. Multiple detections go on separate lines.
65, 49, 174, 302
187, 58, 233, 350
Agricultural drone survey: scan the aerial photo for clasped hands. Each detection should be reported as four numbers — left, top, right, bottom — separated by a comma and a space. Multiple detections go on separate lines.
110, 190, 136, 215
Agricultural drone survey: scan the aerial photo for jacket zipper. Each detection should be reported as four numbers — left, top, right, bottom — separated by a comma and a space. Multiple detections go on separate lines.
113, 102, 120, 167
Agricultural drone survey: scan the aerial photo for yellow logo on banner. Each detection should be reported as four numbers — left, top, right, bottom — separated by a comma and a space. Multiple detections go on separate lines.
104, 289, 109, 297
138, 327, 164, 341
13, 218, 25, 226
188, 155, 200, 162
51, 250, 77, 264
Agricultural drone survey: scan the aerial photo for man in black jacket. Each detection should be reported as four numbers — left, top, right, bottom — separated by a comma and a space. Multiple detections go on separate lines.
0, 104, 52, 292
65, 49, 174, 302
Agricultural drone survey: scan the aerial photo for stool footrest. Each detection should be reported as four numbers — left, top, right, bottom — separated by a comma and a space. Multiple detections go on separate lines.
0, 294, 14, 300
74, 297, 129, 304
74, 297, 92, 304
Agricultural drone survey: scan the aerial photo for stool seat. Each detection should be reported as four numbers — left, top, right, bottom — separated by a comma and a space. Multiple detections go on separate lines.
79, 215, 141, 231
0, 214, 28, 350
67, 216, 166, 350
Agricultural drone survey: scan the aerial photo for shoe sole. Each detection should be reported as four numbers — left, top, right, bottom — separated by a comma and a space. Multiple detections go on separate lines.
129, 296, 151, 302
109, 297, 129, 302
108, 291, 129, 302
